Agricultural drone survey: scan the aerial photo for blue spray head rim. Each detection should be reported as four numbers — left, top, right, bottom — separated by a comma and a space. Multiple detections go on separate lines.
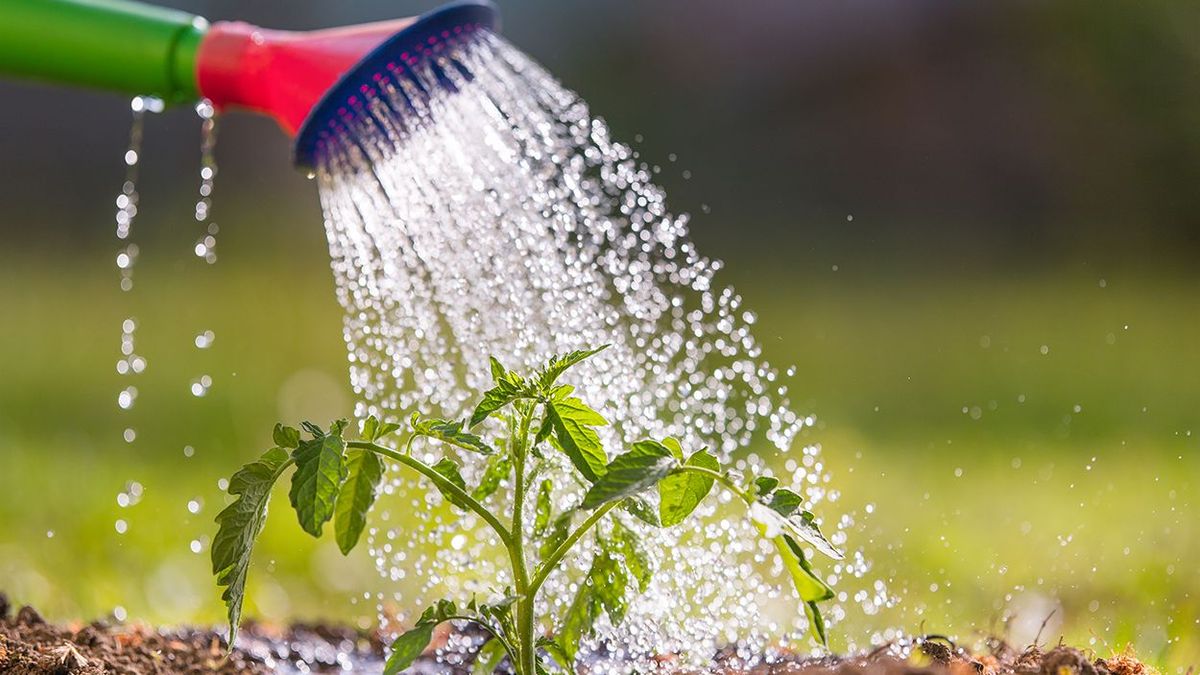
293, 0, 500, 169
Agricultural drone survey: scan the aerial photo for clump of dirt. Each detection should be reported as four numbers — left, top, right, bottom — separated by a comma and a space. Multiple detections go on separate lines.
1, 594, 1157, 675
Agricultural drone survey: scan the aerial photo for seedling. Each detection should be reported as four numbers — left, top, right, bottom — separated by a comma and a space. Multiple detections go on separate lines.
211, 346, 842, 673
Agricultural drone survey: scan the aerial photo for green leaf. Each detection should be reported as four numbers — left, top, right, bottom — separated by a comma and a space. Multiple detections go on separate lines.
472, 637, 507, 675
470, 373, 535, 427
211, 447, 289, 647
535, 345, 609, 390
753, 475, 780, 496
431, 457, 472, 511
590, 546, 629, 623
273, 424, 300, 449
776, 535, 834, 602
766, 487, 803, 516
544, 398, 609, 482
610, 520, 653, 592
537, 637, 571, 673
488, 356, 508, 383
534, 479, 553, 536
361, 415, 401, 442
334, 450, 385, 554
558, 545, 626, 666
805, 600, 828, 648
750, 501, 844, 561
661, 437, 684, 460
539, 511, 574, 558
580, 440, 676, 510
622, 495, 661, 527
288, 430, 347, 537
658, 449, 719, 526
473, 452, 512, 500
383, 624, 435, 675
411, 415, 493, 455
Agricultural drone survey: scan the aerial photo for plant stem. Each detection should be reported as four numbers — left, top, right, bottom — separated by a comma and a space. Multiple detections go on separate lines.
528, 500, 619, 596
346, 441, 514, 548
509, 404, 537, 675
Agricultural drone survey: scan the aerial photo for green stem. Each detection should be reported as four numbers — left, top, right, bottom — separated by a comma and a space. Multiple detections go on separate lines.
509, 405, 537, 675
347, 441, 514, 549
528, 501, 620, 596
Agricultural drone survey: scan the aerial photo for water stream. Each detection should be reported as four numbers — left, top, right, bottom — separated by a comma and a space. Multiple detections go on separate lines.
311, 32, 885, 669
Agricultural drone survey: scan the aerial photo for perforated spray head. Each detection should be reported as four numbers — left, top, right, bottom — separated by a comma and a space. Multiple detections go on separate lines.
195, 1, 499, 168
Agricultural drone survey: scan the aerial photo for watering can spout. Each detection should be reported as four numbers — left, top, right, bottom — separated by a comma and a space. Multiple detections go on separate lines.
196, 19, 416, 135
0, 0, 499, 164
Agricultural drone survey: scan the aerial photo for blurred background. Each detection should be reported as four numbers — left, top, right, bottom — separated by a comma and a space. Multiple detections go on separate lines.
0, 0, 1196, 669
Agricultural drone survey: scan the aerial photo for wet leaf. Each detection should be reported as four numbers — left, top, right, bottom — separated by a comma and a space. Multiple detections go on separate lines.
753, 475, 780, 496
431, 457, 472, 511
334, 450, 385, 554
545, 398, 608, 482
412, 415, 493, 455
658, 449, 719, 526
539, 511, 574, 558
288, 429, 347, 537
580, 440, 675, 509
361, 415, 401, 442
610, 519, 653, 592
211, 447, 289, 647
766, 487, 803, 517
383, 623, 435, 675
472, 637, 507, 675
751, 501, 843, 560
473, 452, 512, 500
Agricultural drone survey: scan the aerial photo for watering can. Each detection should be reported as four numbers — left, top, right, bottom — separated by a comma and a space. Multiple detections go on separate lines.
0, 0, 499, 166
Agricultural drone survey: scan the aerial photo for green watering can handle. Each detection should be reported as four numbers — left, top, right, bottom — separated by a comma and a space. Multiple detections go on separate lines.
0, 0, 207, 102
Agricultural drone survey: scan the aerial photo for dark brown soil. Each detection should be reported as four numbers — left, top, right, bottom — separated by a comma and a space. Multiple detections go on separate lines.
0, 594, 1154, 674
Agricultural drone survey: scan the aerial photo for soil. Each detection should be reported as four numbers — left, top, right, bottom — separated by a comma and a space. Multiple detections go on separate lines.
1, 594, 1154, 675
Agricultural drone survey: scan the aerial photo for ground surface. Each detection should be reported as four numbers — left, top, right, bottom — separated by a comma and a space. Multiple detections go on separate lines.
1, 595, 1158, 675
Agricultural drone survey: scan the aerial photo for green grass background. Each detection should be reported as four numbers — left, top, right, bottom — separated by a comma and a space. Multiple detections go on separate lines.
0, 221, 1196, 669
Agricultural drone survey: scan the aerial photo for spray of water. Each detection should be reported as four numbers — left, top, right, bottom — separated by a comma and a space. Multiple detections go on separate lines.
311, 32, 884, 668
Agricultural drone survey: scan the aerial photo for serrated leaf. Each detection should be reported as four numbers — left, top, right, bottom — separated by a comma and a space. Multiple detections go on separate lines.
288, 431, 347, 537
534, 479, 553, 536
591, 546, 629, 622
535, 345, 608, 390
383, 623, 435, 675
658, 449, 719, 526
472, 637, 507, 675
334, 450, 385, 554
273, 424, 300, 449
431, 457, 472, 511
361, 415, 401, 442
580, 440, 676, 509
412, 416, 493, 455
545, 398, 609, 482
470, 375, 535, 427
754, 475, 780, 496
610, 519, 653, 592
750, 501, 843, 560
211, 447, 289, 647
473, 452, 512, 500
